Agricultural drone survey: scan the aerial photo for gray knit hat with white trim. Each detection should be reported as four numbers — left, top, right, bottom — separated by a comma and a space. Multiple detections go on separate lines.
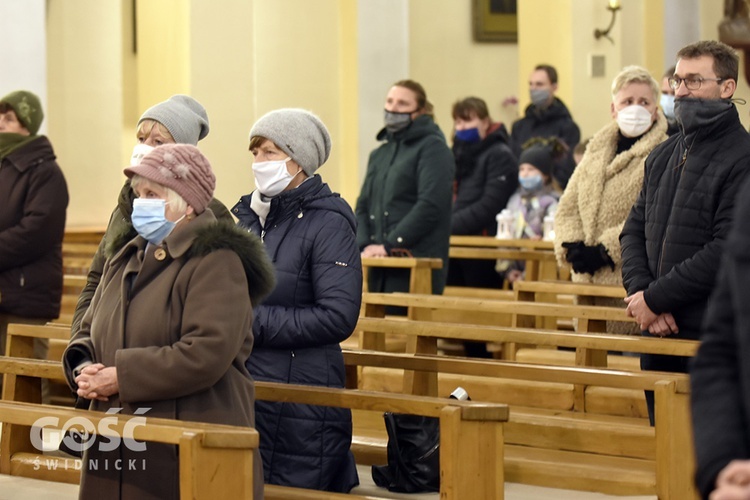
249, 108, 331, 176
138, 95, 209, 145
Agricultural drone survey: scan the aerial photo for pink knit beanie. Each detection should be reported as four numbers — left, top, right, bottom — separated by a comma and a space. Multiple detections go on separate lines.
123, 144, 216, 213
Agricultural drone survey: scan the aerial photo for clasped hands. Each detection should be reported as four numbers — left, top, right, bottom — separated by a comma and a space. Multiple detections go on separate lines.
361, 244, 388, 258
75, 363, 119, 401
624, 290, 679, 336
561, 241, 614, 275
710, 460, 750, 500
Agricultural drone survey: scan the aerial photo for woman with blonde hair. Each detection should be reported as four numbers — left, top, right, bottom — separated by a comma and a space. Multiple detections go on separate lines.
71, 95, 232, 335
554, 65, 668, 333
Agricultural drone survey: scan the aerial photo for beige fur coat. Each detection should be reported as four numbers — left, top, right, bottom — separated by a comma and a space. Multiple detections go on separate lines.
555, 113, 668, 283
554, 113, 668, 332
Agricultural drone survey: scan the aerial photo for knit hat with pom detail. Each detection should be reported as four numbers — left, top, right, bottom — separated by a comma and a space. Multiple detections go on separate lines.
124, 144, 215, 213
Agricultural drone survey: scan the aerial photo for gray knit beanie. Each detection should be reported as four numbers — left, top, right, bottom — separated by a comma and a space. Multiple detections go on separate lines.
249, 108, 331, 176
138, 95, 209, 145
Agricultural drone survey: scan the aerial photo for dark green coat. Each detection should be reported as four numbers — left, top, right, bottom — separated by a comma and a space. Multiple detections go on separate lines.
355, 115, 454, 294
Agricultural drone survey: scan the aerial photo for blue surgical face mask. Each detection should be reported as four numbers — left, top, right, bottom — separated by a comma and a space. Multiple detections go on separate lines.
519, 174, 543, 191
454, 127, 481, 143
660, 94, 675, 120
131, 198, 183, 245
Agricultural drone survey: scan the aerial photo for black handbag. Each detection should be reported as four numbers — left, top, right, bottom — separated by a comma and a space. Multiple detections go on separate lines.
371, 412, 441, 493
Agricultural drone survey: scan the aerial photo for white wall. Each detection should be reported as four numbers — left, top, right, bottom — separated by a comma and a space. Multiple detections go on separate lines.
357, 0, 410, 181
0, 0, 47, 134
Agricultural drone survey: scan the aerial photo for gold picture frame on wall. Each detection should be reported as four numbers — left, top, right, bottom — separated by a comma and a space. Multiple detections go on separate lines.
472, 0, 518, 43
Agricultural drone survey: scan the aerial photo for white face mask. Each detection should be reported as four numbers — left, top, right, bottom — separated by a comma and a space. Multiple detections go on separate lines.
252, 157, 300, 197
130, 143, 155, 166
616, 104, 653, 138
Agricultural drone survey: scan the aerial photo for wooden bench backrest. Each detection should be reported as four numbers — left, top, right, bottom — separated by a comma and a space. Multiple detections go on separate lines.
449, 235, 561, 281
356, 316, 698, 366
513, 280, 627, 299
450, 235, 554, 250
0, 400, 258, 499
362, 292, 632, 322
63, 228, 105, 245
340, 348, 696, 500
361, 256, 443, 295
0, 354, 508, 500
360, 291, 635, 353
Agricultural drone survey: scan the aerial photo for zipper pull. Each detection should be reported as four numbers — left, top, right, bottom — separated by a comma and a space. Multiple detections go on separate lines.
261, 229, 265, 242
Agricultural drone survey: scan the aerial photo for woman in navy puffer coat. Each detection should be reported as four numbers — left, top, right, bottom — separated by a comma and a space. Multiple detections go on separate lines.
233, 108, 361, 493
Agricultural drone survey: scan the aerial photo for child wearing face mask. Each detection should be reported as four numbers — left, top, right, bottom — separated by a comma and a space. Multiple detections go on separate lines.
496, 138, 562, 282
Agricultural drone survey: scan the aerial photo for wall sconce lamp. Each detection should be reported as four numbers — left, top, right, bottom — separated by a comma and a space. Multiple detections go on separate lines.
594, 0, 622, 44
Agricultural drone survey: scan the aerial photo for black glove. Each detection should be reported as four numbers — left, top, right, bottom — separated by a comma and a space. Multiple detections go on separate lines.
562, 242, 614, 275
562, 241, 585, 266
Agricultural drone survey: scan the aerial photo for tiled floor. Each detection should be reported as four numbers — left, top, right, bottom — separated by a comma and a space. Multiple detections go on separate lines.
0, 429, 657, 499
0, 465, 657, 500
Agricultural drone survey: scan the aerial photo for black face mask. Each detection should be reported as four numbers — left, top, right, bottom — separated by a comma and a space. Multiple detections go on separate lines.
384, 109, 416, 134
674, 97, 733, 135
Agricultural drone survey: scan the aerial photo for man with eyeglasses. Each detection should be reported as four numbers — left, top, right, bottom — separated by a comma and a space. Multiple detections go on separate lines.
620, 40, 750, 430
681, 48, 750, 500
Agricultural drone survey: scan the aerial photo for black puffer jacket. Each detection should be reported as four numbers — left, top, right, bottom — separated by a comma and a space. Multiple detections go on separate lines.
233, 175, 361, 492
452, 123, 518, 235
691, 176, 750, 499
620, 104, 750, 338
0, 136, 68, 318
510, 97, 581, 188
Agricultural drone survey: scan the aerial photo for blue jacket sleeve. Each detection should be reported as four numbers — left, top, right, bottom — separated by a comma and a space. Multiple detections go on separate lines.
252, 214, 363, 349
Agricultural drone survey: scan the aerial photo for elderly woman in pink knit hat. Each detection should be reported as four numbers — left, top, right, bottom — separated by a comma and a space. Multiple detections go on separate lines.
63, 144, 274, 500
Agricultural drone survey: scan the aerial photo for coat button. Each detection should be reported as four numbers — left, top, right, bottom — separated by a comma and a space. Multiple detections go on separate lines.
370, 236, 375, 241
370, 215, 375, 220
154, 248, 167, 261
384, 211, 389, 216
297, 213, 303, 219
397, 237, 403, 243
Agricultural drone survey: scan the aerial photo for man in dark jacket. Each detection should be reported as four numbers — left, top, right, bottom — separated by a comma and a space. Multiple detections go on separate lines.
0, 90, 68, 357
690, 176, 750, 500
511, 64, 580, 188
620, 40, 750, 426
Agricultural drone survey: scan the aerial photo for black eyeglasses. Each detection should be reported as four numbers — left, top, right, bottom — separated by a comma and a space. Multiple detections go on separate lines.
668, 76, 724, 91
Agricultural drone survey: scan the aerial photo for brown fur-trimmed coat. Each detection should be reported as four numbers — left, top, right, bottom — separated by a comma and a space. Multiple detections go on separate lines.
554, 114, 667, 331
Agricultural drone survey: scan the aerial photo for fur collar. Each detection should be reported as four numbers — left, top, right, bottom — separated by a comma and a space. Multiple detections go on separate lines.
107, 218, 275, 306
188, 221, 276, 305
